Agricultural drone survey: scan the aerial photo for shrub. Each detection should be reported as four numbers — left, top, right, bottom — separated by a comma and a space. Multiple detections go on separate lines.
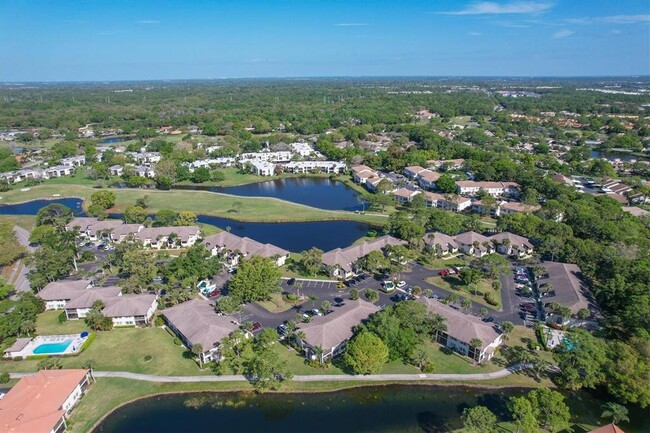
173, 338, 182, 346
154, 316, 165, 327
484, 292, 498, 306
285, 293, 299, 302
421, 362, 436, 374
0, 371, 10, 383
144, 355, 153, 362
79, 333, 96, 352
58, 312, 67, 323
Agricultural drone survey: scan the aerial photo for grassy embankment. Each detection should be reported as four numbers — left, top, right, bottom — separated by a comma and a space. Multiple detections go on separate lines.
0, 183, 387, 226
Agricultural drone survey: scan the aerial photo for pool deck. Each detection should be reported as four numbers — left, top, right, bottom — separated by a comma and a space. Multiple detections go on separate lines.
3, 334, 88, 358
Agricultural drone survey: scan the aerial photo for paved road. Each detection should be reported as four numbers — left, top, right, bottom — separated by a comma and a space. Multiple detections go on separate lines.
11, 226, 34, 293
9, 363, 530, 383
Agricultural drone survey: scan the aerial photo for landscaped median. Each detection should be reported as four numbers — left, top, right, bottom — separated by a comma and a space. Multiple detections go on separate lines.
425, 275, 503, 310
0, 184, 387, 225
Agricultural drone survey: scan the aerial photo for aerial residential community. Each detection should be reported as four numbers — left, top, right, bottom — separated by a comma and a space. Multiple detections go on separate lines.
0, 1, 649, 433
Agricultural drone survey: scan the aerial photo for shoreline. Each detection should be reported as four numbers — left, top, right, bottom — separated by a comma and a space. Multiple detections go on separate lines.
85, 379, 542, 433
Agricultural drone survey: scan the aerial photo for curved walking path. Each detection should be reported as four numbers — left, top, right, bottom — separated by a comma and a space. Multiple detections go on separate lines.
9, 363, 530, 383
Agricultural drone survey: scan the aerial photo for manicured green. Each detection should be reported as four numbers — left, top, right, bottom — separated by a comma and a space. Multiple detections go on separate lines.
425, 275, 503, 310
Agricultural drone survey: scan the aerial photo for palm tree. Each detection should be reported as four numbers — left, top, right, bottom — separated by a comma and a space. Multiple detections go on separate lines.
460, 297, 471, 313
312, 346, 325, 364
308, 294, 318, 309
469, 338, 482, 362
429, 314, 447, 342
479, 308, 488, 318
320, 300, 331, 315
500, 321, 514, 342
192, 344, 204, 368
601, 402, 630, 425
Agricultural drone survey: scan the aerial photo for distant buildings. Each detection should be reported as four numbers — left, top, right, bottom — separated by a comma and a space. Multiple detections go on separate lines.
202, 231, 290, 267
321, 235, 406, 279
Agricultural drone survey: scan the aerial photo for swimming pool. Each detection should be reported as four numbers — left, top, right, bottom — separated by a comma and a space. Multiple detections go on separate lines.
32, 340, 73, 355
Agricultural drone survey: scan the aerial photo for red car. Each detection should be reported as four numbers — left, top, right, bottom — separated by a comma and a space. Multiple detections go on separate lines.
438, 269, 450, 276
251, 322, 262, 332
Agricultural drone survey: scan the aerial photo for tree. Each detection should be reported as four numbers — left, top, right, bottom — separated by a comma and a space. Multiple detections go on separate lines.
342, 332, 389, 374
469, 338, 483, 361
460, 297, 472, 313
0, 371, 10, 384
601, 402, 629, 425
349, 288, 359, 300
508, 396, 538, 433
255, 328, 278, 350
360, 250, 388, 274
155, 209, 178, 226
122, 206, 147, 224
192, 343, 204, 368
526, 388, 571, 432
90, 190, 116, 209
298, 247, 324, 276
228, 256, 281, 303
461, 406, 497, 433
231, 201, 243, 213
436, 174, 457, 194
176, 211, 197, 226
461, 268, 482, 286
0, 219, 26, 265
479, 308, 488, 318
219, 330, 255, 374
215, 295, 242, 315
320, 300, 331, 314
36, 204, 73, 227
192, 167, 212, 183
26, 246, 74, 290
84, 308, 113, 331
118, 247, 157, 293
246, 347, 292, 392
365, 289, 379, 303
553, 329, 607, 390
501, 321, 514, 341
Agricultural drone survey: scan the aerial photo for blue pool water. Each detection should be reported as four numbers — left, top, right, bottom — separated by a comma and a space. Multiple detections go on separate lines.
33, 340, 72, 354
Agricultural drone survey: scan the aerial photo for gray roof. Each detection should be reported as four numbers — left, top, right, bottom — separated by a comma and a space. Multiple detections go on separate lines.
418, 298, 501, 347
202, 231, 289, 258
423, 232, 459, 250
64, 286, 122, 310
297, 299, 380, 350
102, 294, 157, 318
489, 232, 533, 249
453, 231, 491, 246
4, 338, 31, 354
539, 261, 600, 315
322, 235, 406, 272
162, 299, 238, 350
137, 226, 200, 242
37, 279, 91, 301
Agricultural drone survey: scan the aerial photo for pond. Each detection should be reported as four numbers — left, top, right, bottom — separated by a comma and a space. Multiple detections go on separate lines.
92, 385, 650, 433
99, 136, 134, 144
590, 149, 649, 162
174, 177, 365, 211
0, 198, 371, 252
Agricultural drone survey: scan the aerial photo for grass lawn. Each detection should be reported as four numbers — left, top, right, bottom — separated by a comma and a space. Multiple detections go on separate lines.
0, 184, 387, 226
3, 312, 207, 376
36, 310, 88, 334
1, 214, 36, 231
506, 325, 556, 365
255, 292, 302, 314
425, 275, 502, 310
418, 255, 469, 270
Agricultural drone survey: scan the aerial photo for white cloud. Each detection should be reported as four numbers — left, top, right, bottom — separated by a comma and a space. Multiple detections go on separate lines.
469, 31, 483, 36
135, 20, 160, 24
565, 14, 650, 25
440, 1, 553, 15
610, 29, 622, 35
334, 23, 368, 27
552, 29, 574, 39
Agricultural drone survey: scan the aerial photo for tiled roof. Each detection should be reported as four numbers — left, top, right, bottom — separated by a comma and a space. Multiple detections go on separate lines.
162, 299, 238, 350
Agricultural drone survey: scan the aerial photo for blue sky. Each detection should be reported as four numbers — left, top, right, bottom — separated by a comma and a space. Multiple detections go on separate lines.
1, 0, 649, 81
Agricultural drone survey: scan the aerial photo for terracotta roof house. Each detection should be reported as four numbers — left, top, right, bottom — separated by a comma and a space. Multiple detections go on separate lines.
296, 299, 380, 362
418, 298, 503, 363
489, 232, 534, 257
202, 232, 290, 266
0, 369, 91, 433
537, 261, 600, 325
423, 232, 459, 256
162, 299, 239, 363
453, 231, 494, 257
351, 165, 378, 184
589, 424, 626, 433
321, 235, 407, 279
136, 226, 201, 249
37, 279, 92, 310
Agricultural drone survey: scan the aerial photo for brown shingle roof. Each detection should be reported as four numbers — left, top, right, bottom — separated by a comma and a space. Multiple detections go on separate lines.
64, 286, 122, 309
136, 226, 200, 242
102, 294, 156, 318
453, 231, 490, 246
418, 298, 501, 347
202, 232, 289, 258
423, 232, 459, 249
322, 235, 406, 272
539, 261, 600, 315
0, 369, 89, 433
297, 299, 380, 350
37, 279, 91, 301
489, 232, 533, 249
162, 299, 238, 350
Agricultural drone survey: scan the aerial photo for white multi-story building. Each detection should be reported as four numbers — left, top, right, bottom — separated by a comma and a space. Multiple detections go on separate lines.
240, 151, 292, 163
283, 160, 346, 174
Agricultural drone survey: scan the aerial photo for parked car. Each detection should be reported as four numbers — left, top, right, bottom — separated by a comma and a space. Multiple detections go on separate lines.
405, 286, 414, 294
438, 269, 450, 276
277, 324, 287, 335
482, 316, 495, 323
251, 322, 262, 332
429, 294, 440, 300
311, 309, 323, 317
207, 289, 220, 299
396, 281, 406, 288
287, 278, 296, 286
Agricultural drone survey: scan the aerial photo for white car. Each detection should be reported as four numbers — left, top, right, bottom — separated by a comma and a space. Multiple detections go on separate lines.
397, 281, 406, 288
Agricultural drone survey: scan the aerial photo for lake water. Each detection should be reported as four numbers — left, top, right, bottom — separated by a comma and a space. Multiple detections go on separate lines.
0, 198, 370, 252
590, 149, 649, 162
92, 385, 650, 433
175, 177, 364, 211
99, 136, 134, 144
